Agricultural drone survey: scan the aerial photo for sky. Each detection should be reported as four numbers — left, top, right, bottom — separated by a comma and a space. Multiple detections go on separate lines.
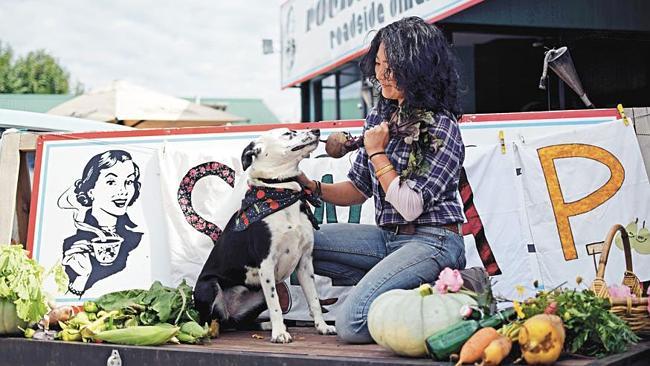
0, 0, 301, 122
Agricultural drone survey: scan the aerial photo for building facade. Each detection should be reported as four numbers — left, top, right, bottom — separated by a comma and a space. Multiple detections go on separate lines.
281, 0, 650, 121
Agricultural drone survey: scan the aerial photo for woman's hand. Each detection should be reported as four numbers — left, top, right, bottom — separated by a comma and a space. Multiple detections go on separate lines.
364, 121, 390, 156
297, 172, 315, 191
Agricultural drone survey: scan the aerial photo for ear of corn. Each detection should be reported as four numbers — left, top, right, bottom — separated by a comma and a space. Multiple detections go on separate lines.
180, 321, 208, 338
94, 325, 179, 346
176, 331, 198, 344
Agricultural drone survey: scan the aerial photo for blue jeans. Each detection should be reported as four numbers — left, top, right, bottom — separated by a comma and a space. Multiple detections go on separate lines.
313, 223, 466, 344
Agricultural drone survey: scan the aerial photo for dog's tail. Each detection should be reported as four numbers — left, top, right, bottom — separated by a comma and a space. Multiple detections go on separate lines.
178, 161, 235, 243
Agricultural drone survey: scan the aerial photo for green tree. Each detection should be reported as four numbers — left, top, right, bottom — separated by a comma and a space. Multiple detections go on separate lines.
8, 50, 70, 94
0, 41, 13, 93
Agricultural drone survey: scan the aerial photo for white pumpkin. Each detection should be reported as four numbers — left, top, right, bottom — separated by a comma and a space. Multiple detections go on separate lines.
368, 284, 477, 357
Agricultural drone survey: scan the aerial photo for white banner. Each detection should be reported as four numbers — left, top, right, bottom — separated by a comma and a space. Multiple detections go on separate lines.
156, 133, 374, 320
462, 144, 534, 301
516, 120, 650, 289
158, 141, 248, 286
280, 0, 483, 87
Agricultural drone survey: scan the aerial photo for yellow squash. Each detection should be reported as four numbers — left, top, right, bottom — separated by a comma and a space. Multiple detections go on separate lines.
479, 335, 512, 366
518, 314, 565, 365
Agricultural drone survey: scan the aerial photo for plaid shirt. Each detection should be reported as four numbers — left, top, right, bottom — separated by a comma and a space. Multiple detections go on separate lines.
348, 108, 465, 226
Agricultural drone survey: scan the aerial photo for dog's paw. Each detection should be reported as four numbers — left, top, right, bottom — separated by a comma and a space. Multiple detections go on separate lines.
316, 323, 337, 335
271, 330, 293, 343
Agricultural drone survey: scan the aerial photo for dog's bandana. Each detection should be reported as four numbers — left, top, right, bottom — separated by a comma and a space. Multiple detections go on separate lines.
233, 184, 321, 232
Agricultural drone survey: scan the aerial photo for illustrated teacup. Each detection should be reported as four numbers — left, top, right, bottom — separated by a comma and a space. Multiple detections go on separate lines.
90, 236, 124, 266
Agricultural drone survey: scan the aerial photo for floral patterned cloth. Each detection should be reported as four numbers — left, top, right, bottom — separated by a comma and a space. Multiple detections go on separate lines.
177, 162, 235, 242
233, 185, 321, 231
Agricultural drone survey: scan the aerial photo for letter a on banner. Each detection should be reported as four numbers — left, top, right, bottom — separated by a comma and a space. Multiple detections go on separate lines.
538, 143, 624, 260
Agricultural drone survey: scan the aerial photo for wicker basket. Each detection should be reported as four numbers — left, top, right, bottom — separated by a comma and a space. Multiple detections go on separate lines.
589, 224, 650, 335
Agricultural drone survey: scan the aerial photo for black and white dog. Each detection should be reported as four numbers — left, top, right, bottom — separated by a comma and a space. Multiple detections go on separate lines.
194, 128, 336, 343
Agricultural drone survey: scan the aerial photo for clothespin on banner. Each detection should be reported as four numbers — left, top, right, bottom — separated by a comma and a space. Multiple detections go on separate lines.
617, 104, 630, 126
499, 130, 506, 154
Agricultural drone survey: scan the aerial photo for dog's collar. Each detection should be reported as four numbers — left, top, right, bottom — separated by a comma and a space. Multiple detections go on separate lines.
256, 176, 300, 185
233, 185, 321, 232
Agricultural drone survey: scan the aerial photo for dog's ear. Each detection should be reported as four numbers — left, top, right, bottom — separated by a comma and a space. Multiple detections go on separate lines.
241, 141, 260, 171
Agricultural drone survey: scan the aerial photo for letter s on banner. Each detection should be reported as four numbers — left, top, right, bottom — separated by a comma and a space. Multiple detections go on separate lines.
538, 144, 624, 260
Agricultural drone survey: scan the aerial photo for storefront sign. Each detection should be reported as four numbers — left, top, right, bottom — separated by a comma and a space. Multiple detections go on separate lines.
280, 0, 484, 87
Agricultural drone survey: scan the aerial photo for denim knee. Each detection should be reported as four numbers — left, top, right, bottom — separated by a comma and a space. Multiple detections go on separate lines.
335, 299, 373, 344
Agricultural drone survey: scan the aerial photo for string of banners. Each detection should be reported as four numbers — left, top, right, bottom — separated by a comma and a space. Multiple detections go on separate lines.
27, 110, 649, 322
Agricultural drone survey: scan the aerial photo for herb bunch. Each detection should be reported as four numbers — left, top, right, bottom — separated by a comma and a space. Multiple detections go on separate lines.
520, 287, 639, 357
396, 107, 442, 181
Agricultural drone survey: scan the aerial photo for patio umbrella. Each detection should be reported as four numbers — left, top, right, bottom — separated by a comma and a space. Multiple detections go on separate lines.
48, 80, 248, 128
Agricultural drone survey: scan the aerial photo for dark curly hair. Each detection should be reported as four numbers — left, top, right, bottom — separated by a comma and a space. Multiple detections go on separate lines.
74, 150, 141, 207
360, 16, 462, 120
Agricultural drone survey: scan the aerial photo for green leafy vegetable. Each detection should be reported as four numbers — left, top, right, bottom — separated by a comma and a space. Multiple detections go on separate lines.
520, 288, 639, 357
95, 280, 199, 326
0, 245, 68, 323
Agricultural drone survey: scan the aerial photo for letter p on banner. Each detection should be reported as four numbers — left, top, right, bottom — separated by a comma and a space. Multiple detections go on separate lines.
538, 143, 624, 260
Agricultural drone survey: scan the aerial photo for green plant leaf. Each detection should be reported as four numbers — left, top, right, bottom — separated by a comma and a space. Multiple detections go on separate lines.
95, 279, 201, 327
519, 287, 639, 357
0, 245, 66, 323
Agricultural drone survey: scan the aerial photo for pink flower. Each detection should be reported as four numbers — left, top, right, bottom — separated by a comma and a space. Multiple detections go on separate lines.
434, 268, 464, 293
608, 284, 634, 298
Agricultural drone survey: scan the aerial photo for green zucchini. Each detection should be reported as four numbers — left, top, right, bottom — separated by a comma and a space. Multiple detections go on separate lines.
425, 308, 516, 360
425, 320, 479, 360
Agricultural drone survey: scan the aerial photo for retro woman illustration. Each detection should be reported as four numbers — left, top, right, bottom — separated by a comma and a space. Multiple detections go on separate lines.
58, 150, 143, 297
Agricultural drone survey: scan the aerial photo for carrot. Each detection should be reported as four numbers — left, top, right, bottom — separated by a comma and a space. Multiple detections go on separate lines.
454, 327, 500, 366
479, 335, 512, 366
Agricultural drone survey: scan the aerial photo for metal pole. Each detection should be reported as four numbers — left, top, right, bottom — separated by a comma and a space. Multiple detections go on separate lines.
558, 79, 565, 110
335, 72, 341, 120
300, 82, 311, 122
